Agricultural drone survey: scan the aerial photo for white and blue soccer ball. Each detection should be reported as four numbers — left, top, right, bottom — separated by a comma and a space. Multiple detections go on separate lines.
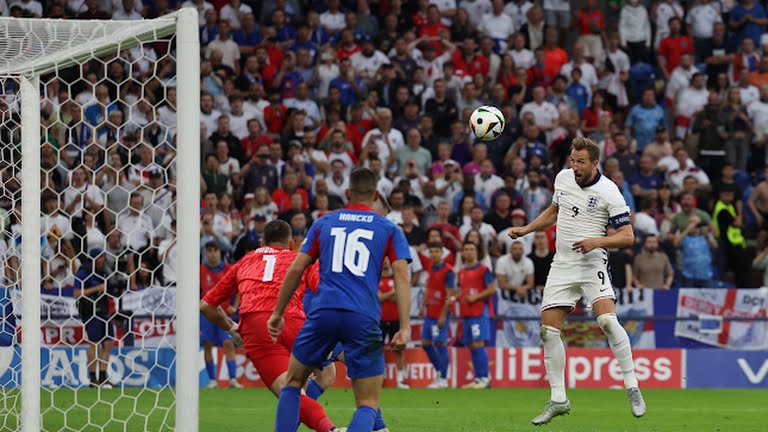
469, 105, 505, 141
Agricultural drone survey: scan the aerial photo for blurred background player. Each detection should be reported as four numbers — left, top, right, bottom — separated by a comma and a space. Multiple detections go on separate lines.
421, 241, 455, 389
199, 241, 241, 388
74, 248, 114, 388
269, 168, 412, 432
508, 138, 646, 425
456, 241, 496, 389
378, 257, 409, 389
201, 221, 340, 432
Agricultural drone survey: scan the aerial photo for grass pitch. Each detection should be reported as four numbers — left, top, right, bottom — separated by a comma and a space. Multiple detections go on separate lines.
8, 387, 765, 431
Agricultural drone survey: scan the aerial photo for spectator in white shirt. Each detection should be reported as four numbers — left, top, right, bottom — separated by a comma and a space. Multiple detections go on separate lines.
42, 193, 73, 242
219, 0, 252, 29
459, 205, 497, 249
520, 86, 560, 138
509, 32, 535, 69
619, 0, 652, 63
63, 166, 105, 220
736, 67, 760, 108
319, 0, 346, 33
158, 226, 177, 286
215, 140, 241, 179
748, 85, 768, 144
205, 19, 241, 72
200, 93, 222, 136
686, 0, 721, 61
505, 0, 534, 30
283, 83, 322, 130
112, 0, 142, 20
666, 148, 711, 196
665, 53, 698, 102
226, 95, 252, 139
495, 240, 535, 300
675, 73, 709, 139
361, 108, 406, 175
10, 0, 42, 17
480, 0, 516, 51
474, 159, 504, 205
559, 42, 598, 91
181, 0, 214, 27
634, 198, 660, 237
351, 40, 391, 83
460, 0, 492, 29
117, 193, 155, 252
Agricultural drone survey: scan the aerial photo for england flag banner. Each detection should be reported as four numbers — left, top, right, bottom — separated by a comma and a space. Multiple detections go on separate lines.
675, 288, 768, 350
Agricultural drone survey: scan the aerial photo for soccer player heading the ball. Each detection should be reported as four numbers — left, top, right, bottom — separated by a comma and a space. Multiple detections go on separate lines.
269, 167, 412, 432
508, 137, 647, 425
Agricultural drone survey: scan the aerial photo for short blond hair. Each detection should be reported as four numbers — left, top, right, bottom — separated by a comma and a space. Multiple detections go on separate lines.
571, 137, 600, 162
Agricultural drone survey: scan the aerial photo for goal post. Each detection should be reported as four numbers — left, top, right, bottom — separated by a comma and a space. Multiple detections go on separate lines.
0, 9, 200, 432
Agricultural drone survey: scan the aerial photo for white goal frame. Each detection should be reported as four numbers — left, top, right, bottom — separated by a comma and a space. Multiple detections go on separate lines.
0, 10, 200, 432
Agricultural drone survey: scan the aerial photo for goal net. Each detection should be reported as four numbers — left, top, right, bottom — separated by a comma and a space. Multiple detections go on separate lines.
0, 11, 200, 432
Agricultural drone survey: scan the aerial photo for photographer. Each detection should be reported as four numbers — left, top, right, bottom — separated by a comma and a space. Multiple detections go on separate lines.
674, 215, 719, 288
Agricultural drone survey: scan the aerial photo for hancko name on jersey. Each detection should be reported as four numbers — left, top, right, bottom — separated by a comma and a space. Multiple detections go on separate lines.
338, 213, 375, 223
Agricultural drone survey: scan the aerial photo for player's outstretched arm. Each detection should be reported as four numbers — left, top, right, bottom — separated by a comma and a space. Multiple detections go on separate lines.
508, 203, 558, 239
269, 252, 314, 339
390, 258, 412, 351
200, 301, 243, 345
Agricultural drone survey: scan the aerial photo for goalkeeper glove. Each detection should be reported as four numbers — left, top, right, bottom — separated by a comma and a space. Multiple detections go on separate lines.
227, 323, 243, 346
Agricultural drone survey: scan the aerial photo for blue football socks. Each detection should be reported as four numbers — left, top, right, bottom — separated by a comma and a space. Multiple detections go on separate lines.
306, 379, 325, 400
205, 360, 216, 380
225, 359, 237, 380
436, 345, 450, 378
470, 347, 489, 379
348, 405, 376, 432
274, 386, 301, 432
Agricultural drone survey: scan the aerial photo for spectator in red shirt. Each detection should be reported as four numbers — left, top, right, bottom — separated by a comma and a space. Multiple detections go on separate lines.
336, 29, 361, 60
412, 0, 429, 29
574, 0, 605, 60
255, 46, 277, 88
271, 170, 309, 212
543, 28, 569, 84
260, 27, 284, 70
452, 36, 489, 79
241, 119, 273, 160
732, 37, 760, 83
419, 5, 448, 53
658, 17, 694, 79
346, 102, 376, 154
263, 88, 287, 136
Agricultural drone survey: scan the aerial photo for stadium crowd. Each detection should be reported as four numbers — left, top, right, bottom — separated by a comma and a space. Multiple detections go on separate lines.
3, 0, 768, 345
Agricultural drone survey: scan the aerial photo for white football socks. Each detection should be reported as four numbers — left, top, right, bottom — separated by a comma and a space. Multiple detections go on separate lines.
541, 325, 567, 403
597, 313, 639, 389
396, 369, 405, 383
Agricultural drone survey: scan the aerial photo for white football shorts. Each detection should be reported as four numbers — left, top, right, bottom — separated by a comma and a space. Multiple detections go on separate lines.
541, 263, 615, 311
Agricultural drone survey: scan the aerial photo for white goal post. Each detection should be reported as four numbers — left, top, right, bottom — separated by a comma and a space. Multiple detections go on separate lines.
0, 10, 200, 432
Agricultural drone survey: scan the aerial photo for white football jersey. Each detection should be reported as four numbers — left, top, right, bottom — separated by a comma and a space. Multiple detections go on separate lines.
552, 169, 630, 267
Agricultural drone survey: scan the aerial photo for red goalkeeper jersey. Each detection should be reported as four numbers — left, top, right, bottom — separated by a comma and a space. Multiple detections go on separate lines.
203, 246, 306, 318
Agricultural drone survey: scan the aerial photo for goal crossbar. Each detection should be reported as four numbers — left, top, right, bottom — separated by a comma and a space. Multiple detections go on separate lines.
0, 13, 180, 77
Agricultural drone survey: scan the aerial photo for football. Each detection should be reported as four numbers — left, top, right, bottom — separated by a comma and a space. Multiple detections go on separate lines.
469, 105, 505, 141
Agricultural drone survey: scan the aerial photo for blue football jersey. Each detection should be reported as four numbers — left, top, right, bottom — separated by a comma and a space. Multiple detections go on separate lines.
300, 204, 411, 321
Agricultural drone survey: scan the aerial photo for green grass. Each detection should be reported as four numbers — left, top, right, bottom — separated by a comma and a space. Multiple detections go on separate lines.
0, 388, 765, 431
